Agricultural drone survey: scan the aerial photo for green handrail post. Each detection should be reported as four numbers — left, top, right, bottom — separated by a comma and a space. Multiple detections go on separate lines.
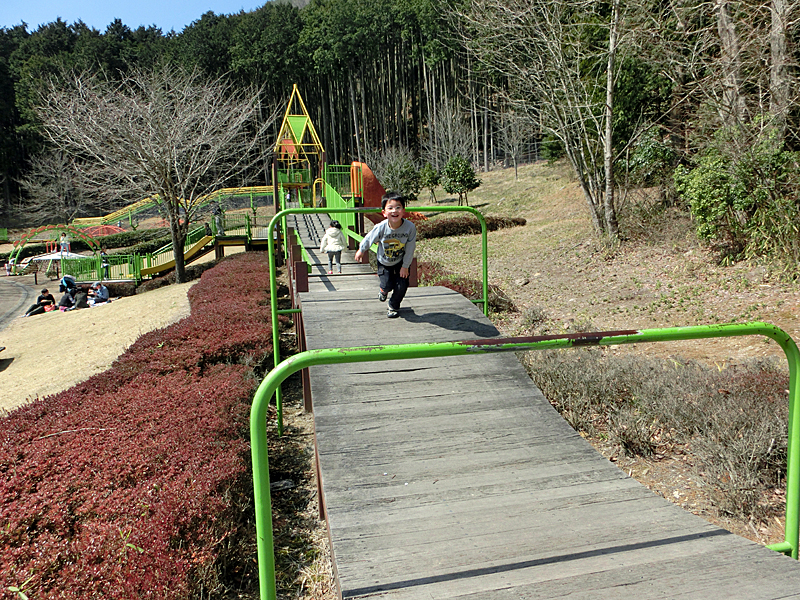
251, 322, 800, 598
267, 206, 488, 436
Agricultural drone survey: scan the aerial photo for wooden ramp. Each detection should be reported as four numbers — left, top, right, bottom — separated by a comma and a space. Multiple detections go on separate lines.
295, 222, 800, 598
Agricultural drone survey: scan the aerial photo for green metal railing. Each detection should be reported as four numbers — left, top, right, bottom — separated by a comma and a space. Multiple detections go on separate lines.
63, 253, 141, 282
221, 213, 249, 236
267, 206, 489, 435
62, 224, 212, 282
250, 322, 800, 599
322, 182, 357, 233
324, 164, 358, 199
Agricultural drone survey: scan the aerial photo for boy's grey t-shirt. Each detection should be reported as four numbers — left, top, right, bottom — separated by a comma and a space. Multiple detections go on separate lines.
358, 219, 417, 268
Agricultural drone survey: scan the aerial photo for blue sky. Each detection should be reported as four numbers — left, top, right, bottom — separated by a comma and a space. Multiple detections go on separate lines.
2, 0, 266, 34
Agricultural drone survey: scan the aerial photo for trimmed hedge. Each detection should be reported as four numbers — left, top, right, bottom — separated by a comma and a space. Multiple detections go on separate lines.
96, 229, 171, 251
136, 261, 219, 294
418, 260, 517, 313
0, 252, 277, 598
416, 215, 526, 239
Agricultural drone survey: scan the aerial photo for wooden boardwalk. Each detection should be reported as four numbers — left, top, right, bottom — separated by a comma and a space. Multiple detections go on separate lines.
292, 216, 800, 599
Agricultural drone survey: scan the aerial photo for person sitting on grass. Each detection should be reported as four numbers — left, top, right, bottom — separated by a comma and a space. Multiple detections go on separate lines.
23, 288, 56, 317
89, 282, 110, 304
58, 289, 75, 311
73, 286, 90, 309
354, 191, 417, 319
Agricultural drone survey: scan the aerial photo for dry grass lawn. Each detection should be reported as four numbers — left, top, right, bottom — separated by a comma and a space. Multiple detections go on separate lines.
0, 282, 195, 414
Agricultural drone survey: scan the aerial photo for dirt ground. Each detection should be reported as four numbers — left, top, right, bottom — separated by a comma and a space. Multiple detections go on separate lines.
419, 161, 800, 365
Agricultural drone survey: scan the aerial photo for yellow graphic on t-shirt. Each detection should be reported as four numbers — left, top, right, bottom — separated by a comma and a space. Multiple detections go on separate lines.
383, 238, 405, 261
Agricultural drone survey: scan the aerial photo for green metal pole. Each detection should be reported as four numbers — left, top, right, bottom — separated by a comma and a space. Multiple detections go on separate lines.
251, 322, 800, 597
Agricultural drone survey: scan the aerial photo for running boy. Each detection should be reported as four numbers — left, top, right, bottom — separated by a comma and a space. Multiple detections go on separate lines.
354, 192, 417, 318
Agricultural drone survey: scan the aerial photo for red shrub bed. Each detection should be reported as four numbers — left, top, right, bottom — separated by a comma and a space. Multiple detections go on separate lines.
0, 252, 276, 598
415, 214, 526, 239
418, 260, 517, 313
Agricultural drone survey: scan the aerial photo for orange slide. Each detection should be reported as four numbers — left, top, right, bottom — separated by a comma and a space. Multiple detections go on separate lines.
351, 162, 386, 224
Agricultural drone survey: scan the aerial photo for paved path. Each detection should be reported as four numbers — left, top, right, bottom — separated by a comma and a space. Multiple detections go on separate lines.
291, 214, 800, 599
0, 274, 41, 332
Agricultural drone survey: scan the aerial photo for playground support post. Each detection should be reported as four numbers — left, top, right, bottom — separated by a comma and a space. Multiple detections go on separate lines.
251, 322, 800, 599
267, 206, 488, 436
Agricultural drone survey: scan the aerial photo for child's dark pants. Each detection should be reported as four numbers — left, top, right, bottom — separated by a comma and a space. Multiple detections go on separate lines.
378, 262, 409, 310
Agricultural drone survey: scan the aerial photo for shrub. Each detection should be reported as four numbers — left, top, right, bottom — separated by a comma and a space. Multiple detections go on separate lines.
418, 260, 516, 313
416, 215, 526, 239
0, 252, 277, 598
521, 349, 789, 521
419, 162, 440, 203
381, 148, 422, 203
441, 155, 481, 206
674, 123, 800, 266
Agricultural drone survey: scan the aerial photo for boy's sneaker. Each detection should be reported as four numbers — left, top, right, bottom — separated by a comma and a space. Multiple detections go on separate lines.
387, 307, 399, 318
378, 290, 387, 302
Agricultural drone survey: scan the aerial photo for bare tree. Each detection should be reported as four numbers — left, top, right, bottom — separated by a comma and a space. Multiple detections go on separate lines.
365, 145, 422, 201
715, 0, 750, 126
17, 151, 106, 225
636, 0, 799, 144
35, 65, 273, 283
450, 0, 625, 236
770, 0, 791, 138
497, 109, 536, 180
421, 100, 474, 172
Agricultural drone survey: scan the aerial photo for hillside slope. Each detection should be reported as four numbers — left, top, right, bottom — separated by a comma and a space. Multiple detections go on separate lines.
417, 160, 800, 365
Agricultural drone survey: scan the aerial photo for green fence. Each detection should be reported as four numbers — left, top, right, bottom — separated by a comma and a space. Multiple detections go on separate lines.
324, 164, 359, 199
143, 225, 209, 272
250, 322, 800, 599
62, 253, 141, 282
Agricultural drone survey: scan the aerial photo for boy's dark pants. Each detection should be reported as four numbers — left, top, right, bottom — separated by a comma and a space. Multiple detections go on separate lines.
378, 262, 409, 310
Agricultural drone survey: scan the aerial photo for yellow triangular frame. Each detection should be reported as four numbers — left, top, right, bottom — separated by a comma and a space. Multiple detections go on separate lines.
274, 84, 324, 167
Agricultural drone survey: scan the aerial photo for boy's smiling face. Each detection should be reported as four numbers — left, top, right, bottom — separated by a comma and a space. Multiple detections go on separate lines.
382, 199, 405, 228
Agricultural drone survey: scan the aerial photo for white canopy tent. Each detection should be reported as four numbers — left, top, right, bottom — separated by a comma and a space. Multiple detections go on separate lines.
25, 251, 90, 262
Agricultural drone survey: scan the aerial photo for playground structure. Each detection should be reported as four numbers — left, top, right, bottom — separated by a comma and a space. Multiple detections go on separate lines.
5, 85, 386, 286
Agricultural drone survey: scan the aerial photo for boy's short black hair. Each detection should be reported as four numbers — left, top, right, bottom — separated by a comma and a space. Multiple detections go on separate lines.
381, 191, 406, 210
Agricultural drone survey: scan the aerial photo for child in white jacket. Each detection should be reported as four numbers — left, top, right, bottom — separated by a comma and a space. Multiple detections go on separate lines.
319, 220, 346, 274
